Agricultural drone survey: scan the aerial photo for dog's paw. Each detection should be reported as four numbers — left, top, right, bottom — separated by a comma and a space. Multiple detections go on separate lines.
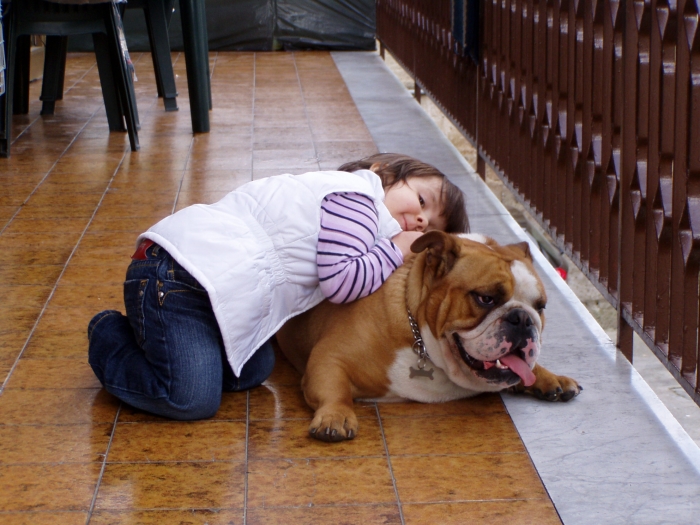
510, 365, 582, 402
308, 405, 358, 442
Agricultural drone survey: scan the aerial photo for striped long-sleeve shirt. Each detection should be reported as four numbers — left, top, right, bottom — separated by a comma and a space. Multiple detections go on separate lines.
317, 192, 404, 304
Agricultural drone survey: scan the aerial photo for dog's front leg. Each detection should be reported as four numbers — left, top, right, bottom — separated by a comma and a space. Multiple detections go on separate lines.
302, 358, 358, 442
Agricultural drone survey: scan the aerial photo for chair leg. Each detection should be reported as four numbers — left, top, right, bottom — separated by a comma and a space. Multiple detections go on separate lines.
178, 0, 210, 132
93, 32, 126, 132
40, 35, 68, 115
0, 7, 17, 157
106, 4, 139, 151
12, 34, 30, 115
144, 0, 178, 111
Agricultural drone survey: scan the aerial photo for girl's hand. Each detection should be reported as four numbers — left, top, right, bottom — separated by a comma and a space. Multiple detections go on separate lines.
391, 231, 424, 258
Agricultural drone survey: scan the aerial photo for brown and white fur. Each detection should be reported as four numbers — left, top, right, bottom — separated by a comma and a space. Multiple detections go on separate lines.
276, 231, 581, 442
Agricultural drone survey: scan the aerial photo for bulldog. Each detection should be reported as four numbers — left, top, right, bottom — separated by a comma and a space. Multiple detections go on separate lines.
276, 231, 581, 442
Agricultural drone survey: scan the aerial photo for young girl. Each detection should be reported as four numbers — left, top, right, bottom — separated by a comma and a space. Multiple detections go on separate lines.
88, 153, 469, 420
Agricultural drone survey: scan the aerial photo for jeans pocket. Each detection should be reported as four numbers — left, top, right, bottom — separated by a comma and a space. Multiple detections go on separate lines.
124, 278, 149, 346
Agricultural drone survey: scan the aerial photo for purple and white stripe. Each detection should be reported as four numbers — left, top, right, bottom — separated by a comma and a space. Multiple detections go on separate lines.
317, 192, 403, 304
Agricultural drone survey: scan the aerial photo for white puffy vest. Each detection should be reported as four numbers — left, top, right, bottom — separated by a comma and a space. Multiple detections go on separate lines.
139, 169, 402, 375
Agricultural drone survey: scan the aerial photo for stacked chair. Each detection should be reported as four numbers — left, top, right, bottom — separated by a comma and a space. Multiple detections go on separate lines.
39, 0, 178, 116
0, 0, 140, 157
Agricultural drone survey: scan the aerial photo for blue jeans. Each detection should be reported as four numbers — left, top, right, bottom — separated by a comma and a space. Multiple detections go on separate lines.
87, 243, 275, 420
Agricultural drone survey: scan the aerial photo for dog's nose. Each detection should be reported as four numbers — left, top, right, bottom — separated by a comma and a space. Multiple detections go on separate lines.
505, 308, 533, 327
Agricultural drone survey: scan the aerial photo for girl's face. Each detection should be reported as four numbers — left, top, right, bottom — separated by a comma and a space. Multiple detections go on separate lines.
383, 176, 446, 232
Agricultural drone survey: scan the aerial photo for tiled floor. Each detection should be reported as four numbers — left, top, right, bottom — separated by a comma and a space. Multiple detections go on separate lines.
0, 51, 561, 524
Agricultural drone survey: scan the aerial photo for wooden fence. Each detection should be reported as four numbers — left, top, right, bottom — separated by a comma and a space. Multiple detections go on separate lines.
376, 0, 700, 404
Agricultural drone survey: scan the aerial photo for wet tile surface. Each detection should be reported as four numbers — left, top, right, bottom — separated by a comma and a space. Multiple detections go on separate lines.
0, 51, 560, 524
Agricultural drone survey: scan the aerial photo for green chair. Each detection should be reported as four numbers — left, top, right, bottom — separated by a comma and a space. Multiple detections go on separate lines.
40, 0, 179, 115
0, 0, 139, 157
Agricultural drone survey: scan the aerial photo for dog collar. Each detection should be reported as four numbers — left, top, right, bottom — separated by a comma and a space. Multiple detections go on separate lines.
407, 308, 434, 380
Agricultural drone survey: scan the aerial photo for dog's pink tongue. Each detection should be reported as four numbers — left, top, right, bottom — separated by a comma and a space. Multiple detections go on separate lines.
500, 355, 536, 386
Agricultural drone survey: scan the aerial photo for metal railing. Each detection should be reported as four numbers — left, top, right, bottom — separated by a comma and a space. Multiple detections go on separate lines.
376, 0, 700, 405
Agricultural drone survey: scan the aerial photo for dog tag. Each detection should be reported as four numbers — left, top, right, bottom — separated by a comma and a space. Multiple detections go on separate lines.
409, 366, 434, 380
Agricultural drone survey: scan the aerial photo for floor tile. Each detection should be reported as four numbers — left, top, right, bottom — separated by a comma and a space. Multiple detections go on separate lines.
377, 393, 506, 418
0, 423, 112, 464
246, 457, 396, 508
96, 192, 177, 219
402, 500, 562, 525
108, 421, 247, 462
95, 462, 246, 510
0, 388, 118, 425
0, 285, 53, 312
87, 213, 169, 234
1, 218, 89, 235
21, 329, 89, 359
391, 454, 548, 503
39, 298, 121, 333
89, 509, 244, 525
0, 463, 101, 511
109, 171, 184, 193
247, 417, 386, 459
58, 263, 127, 286
246, 504, 402, 525
0, 264, 64, 287
0, 511, 88, 525
0, 233, 82, 266
0, 330, 29, 363
16, 194, 103, 220
179, 170, 252, 192
7, 358, 101, 390
382, 414, 525, 456
0, 304, 45, 333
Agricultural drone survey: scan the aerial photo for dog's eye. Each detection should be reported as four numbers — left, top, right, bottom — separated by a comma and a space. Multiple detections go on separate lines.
475, 294, 495, 307
535, 303, 546, 314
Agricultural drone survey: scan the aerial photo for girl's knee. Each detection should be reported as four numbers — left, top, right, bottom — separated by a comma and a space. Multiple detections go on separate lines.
169, 394, 221, 420
88, 310, 125, 343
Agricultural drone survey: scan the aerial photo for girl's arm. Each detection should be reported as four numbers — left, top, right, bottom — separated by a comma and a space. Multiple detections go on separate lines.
317, 192, 404, 304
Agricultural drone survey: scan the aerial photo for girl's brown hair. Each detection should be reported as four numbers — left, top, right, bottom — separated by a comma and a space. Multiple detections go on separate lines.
338, 153, 470, 234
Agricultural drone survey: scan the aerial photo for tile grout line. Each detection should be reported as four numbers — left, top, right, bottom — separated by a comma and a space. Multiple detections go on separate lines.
243, 53, 256, 525
250, 52, 257, 181
84, 404, 122, 524
168, 138, 195, 214
291, 52, 321, 171
243, 389, 250, 525
375, 403, 405, 525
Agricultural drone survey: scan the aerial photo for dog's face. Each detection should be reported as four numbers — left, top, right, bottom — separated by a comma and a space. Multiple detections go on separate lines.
410, 232, 546, 393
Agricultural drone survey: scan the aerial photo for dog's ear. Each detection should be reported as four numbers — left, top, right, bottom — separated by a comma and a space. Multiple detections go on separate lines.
411, 231, 460, 277
506, 241, 532, 260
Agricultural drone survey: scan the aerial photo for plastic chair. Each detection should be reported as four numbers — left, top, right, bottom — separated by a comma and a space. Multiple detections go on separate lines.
0, 0, 139, 157
40, 0, 178, 115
